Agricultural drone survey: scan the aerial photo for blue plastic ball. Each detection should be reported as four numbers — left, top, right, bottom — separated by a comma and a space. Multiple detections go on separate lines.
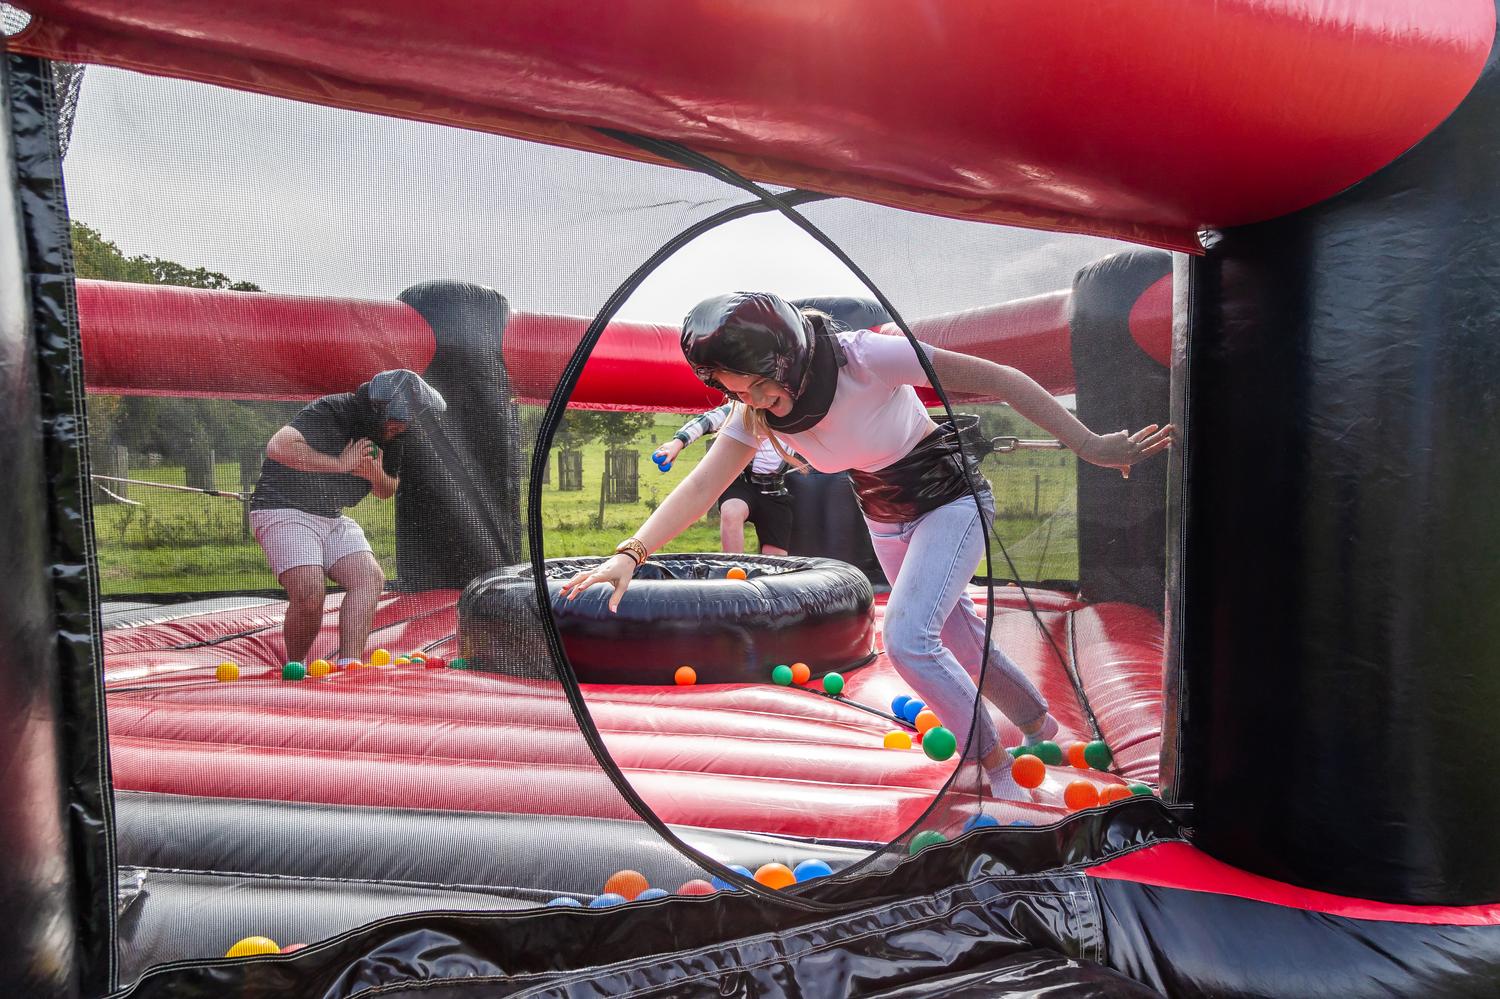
901, 699, 926, 724
793, 859, 833, 882
1009, 820, 1035, 827
546, 896, 583, 907
589, 892, 627, 908
636, 887, 670, 901
891, 695, 912, 717
963, 814, 1001, 832
710, 865, 753, 891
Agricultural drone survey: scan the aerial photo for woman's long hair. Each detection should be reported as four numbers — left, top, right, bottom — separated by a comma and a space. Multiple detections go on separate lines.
733, 401, 808, 472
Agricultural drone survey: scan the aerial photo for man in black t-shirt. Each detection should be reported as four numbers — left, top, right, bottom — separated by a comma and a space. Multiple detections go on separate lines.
250, 369, 446, 666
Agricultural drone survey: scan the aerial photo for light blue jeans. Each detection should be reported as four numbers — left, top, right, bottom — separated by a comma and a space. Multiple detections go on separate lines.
866, 491, 1050, 762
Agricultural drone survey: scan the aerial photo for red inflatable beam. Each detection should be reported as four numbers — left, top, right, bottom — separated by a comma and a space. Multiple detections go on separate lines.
12, 2, 1493, 248
77, 281, 437, 401
74, 278, 1172, 406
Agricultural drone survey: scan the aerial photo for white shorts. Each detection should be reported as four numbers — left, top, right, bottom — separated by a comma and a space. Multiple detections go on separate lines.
250, 508, 373, 578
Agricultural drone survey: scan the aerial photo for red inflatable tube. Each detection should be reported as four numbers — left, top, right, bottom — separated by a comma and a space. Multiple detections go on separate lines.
75, 278, 1096, 406
76, 281, 436, 400
13, 3, 1493, 246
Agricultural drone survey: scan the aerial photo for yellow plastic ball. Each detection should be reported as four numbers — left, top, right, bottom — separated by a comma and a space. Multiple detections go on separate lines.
883, 730, 912, 750
306, 659, 331, 678
395, 657, 411, 665
225, 935, 280, 958
369, 649, 392, 667
215, 662, 240, 683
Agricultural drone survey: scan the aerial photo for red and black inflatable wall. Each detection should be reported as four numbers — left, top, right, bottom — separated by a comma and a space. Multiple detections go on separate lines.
1175, 20, 1500, 906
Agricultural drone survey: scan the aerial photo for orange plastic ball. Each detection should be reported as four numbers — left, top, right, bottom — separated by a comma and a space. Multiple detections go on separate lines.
1011, 754, 1046, 789
1064, 780, 1102, 811
1067, 741, 1090, 769
346, 660, 364, 670
913, 709, 941, 735
603, 869, 650, 900
726, 567, 748, 580
1098, 784, 1134, 805
754, 863, 796, 890
883, 730, 913, 750
674, 665, 697, 686
790, 662, 811, 684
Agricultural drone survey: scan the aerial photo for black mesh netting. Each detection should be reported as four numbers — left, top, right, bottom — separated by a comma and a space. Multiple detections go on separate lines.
57, 66, 1171, 986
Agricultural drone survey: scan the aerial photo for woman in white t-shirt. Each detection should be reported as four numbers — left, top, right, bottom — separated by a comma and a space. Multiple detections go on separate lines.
563, 292, 1171, 799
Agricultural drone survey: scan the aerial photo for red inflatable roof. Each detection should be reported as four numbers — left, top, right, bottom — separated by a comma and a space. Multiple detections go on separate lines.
7, 2, 1493, 252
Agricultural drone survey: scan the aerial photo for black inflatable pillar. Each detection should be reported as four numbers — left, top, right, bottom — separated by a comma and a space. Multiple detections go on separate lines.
395, 281, 522, 590
1, 54, 100, 999
1071, 251, 1172, 612
1178, 28, 1500, 903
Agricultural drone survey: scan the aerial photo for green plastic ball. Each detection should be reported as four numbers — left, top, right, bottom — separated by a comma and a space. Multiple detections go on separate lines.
1013, 744, 1038, 758
1084, 740, 1113, 770
448, 657, 469, 670
1033, 740, 1064, 766
771, 664, 793, 686
1128, 783, 1154, 797
909, 829, 946, 855
1006, 745, 1024, 758
281, 661, 306, 681
822, 672, 845, 696
921, 726, 957, 762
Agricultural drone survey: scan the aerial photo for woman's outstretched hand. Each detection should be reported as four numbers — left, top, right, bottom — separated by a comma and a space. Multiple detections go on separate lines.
1080, 424, 1174, 479
558, 553, 638, 612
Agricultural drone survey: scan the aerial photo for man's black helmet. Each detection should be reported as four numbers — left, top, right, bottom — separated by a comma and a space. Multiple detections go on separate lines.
366, 369, 447, 423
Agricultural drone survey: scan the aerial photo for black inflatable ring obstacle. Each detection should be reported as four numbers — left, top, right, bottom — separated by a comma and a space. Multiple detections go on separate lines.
459, 553, 876, 684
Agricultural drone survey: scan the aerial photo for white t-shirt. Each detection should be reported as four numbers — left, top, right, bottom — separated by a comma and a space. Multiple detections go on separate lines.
749, 438, 786, 475
717, 330, 938, 473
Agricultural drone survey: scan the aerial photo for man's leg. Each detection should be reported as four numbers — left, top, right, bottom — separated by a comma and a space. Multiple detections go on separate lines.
251, 509, 330, 664
753, 494, 792, 557
278, 565, 328, 665
719, 498, 750, 554
327, 550, 385, 663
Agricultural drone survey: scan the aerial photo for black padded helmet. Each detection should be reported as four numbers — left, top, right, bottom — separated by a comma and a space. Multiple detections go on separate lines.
681, 292, 818, 401
365, 369, 447, 424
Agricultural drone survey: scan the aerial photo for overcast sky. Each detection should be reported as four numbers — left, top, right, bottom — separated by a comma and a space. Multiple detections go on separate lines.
62, 67, 1147, 325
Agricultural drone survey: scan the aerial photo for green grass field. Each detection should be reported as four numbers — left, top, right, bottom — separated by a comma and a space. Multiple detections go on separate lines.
91, 413, 1078, 595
